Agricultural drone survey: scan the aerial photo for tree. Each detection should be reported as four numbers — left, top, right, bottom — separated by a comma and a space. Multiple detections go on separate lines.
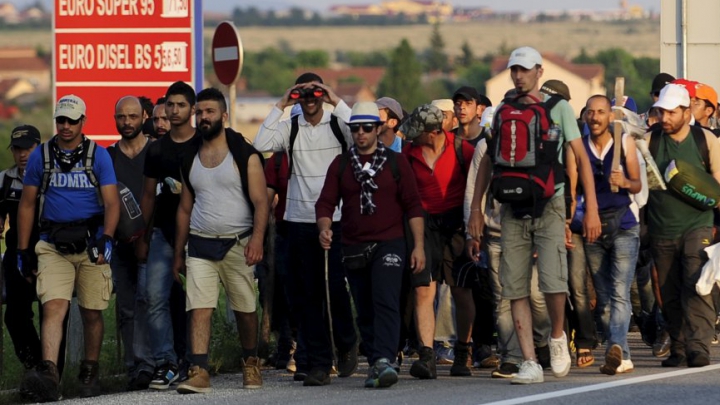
377, 39, 425, 110
458, 40, 474, 68
456, 62, 491, 94
296, 50, 329, 68
424, 22, 448, 73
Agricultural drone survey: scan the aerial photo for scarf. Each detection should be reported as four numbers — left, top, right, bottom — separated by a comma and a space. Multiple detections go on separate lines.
52, 136, 85, 173
349, 141, 388, 215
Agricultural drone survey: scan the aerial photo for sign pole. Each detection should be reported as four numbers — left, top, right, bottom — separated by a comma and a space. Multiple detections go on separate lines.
229, 83, 237, 128
211, 21, 243, 129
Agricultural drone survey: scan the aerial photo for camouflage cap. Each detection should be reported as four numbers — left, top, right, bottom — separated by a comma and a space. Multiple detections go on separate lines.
399, 104, 444, 140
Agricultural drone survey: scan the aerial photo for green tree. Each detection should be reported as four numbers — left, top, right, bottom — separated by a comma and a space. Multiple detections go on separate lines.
243, 47, 297, 96
456, 62, 491, 94
458, 40, 474, 68
424, 22, 448, 72
377, 39, 425, 110
295, 50, 329, 68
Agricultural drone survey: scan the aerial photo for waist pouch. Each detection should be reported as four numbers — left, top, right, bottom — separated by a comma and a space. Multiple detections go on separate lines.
341, 242, 377, 271
187, 229, 251, 261
597, 206, 628, 248
51, 224, 91, 254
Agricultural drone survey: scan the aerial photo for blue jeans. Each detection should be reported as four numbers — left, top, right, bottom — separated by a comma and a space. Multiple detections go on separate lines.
585, 225, 640, 359
138, 229, 177, 366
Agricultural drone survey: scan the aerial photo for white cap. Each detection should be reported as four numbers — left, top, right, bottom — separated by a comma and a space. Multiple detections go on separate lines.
479, 106, 495, 128
431, 99, 454, 112
508, 46, 542, 69
54, 94, 86, 120
653, 83, 690, 111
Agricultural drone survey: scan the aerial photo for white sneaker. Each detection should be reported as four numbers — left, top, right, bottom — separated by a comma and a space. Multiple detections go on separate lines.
616, 359, 634, 374
549, 332, 571, 378
511, 360, 544, 385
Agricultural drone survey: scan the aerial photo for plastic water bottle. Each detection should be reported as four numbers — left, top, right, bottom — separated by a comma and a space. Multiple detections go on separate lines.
547, 124, 561, 141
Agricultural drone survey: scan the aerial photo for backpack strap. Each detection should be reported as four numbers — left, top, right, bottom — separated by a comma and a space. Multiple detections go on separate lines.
228, 130, 265, 215
288, 115, 300, 176
648, 126, 662, 159
106, 143, 118, 162
274, 150, 285, 176
329, 115, 348, 151
0, 170, 14, 202
691, 125, 710, 173
38, 141, 53, 219
83, 139, 103, 207
543, 94, 563, 111
453, 135, 466, 174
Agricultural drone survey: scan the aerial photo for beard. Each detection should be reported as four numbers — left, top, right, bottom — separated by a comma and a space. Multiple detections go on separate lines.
198, 118, 223, 141
118, 125, 142, 140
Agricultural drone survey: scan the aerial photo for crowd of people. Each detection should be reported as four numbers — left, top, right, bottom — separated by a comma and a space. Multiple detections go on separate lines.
1, 45, 719, 401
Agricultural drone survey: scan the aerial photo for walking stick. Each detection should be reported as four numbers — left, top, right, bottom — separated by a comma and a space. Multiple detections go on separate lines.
324, 250, 337, 369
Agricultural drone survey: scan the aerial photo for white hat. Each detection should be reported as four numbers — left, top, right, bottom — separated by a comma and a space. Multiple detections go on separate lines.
508, 46, 543, 69
54, 94, 86, 120
431, 99, 454, 112
479, 106, 495, 128
653, 83, 690, 111
348, 101, 383, 124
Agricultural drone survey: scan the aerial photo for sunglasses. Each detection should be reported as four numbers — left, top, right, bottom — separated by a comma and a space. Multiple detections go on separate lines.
55, 116, 81, 125
349, 123, 377, 133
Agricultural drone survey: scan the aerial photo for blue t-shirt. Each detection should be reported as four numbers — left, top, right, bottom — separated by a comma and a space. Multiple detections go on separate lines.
25, 141, 116, 224
387, 135, 403, 153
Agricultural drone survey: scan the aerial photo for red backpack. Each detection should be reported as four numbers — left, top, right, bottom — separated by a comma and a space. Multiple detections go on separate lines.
489, 94, 564, 211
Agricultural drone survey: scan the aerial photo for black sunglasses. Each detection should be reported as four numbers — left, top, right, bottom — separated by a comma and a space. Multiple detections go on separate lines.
349, 123, 377, 133
55, 116, 81, 125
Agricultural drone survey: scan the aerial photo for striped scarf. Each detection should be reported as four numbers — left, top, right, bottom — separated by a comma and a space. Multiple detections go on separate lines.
349, 142, 388, 215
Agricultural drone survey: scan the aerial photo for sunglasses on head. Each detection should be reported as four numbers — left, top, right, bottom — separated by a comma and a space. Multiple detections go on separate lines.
55, 116, 81, 125
349, 123, 377, 133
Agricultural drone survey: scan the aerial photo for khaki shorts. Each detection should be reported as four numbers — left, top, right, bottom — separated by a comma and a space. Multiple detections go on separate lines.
35, 240, 113, 310
499, 195, 569, 299
185, 236, 257, 313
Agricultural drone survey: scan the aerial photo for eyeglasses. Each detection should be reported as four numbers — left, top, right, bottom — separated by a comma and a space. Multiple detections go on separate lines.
55, 116, 81, 125
349, 123, 376, 133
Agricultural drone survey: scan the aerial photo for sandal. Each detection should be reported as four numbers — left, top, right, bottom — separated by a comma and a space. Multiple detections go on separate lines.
577, 349, 595, 368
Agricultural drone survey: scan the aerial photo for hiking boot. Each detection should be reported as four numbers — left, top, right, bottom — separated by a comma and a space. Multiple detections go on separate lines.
661, 353, 687, 367
337, 346, 358, 377
450, 343, 472, 377
20, 360, 60, 402
242, 357, 263, 389
78, 360, 101, 398
688, 351, 710, 368
127, 370, 153, 391
492, 362, 520, 379
653, 330, 671, 357
548, 332, 571, 378
536, 344, 551, 369
364, 358, 398, 388
149, 362, 179, 390
599, 344, 623, 376
177, 366, 211, 394
511, 360, 543, 385
409, 346, 437, 379
303, 368, 331, 386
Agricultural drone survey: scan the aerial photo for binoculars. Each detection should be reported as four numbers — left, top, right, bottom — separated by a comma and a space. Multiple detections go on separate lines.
290, 87, 324, 100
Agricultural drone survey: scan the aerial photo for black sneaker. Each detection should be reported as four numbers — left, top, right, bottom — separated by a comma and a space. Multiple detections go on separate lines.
78, 360, 101, 398
491, 362, 520, 378
149, 363, 179, 390
303, 368, 331, 386
661, 353, 686, 367
127, 370, 153, 391
337, 347, 358, 377
688, 351, 710, 368
20, 360, 61, 402
409, 346, 437, 379
177, 359, 190, 383
450, 343, 472, 377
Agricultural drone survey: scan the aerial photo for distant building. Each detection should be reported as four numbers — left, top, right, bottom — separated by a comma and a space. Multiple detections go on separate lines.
485, 53, 605, 117
0, 48, 51, 92
0, 77, 35, 100
331, 0, 453, 22
293, 67, 386, 93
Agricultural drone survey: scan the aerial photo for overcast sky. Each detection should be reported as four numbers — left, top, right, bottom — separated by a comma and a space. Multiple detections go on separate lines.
18, 0, 660, 14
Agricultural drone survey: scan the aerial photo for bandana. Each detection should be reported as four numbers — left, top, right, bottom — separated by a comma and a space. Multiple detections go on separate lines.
52, 136, 85, 173
349, 142, 388, 215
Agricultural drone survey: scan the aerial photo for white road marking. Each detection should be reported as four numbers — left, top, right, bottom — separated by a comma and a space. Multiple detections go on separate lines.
479, 363, 720, 405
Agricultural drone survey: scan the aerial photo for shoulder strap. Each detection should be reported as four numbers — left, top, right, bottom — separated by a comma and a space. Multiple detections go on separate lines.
337, 151, 350, 182
691, 125, 710, 173
106, 143, 117, 162
228, 130, 265, 215
83, 138, 103, 207
453, 135, 466, 174
329, 115, 348, 151
38, 141, 53, 218
0, 170, 13, 201
274, 151, 285, 175
543, 94, 563, 111
288, 115, 300, 176
648, 126, 662, 159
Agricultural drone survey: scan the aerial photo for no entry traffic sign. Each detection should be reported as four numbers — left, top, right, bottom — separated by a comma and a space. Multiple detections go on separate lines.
212, 21, 243, 86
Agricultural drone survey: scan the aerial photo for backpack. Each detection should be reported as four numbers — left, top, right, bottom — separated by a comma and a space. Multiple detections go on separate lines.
106, 143, 146, 242
488, 94, 563, 210
648, 125, 710, 174
288, 114, 346, 176
39, 137, 102, 219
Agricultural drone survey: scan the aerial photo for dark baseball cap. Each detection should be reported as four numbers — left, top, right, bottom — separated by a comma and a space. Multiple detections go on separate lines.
9, 125, 41, 149
452, 86, 480, 103
651, 73, 675, 93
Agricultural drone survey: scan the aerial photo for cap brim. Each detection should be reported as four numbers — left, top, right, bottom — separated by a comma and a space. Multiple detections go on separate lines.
507, 60, 537, 70
652, 99, 682, 111
10, 138, 38, 149
54, 109, 83, 120
348, 118, 383, 124
452, 92, 474, 101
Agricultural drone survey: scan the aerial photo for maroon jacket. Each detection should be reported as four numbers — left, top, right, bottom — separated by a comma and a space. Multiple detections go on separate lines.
316, 151, 424, 245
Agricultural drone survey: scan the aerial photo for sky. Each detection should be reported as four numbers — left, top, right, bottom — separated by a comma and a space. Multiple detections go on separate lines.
16, 0, 660, 14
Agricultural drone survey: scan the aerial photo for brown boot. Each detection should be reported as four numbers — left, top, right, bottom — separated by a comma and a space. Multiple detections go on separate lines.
78, 360, 101, 398
20, 360, 61, 402
177, 366, 211, 394
242, 357, 263, 389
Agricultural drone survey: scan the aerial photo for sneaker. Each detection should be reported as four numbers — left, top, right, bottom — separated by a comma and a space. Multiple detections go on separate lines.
242, 357, 263, 389
616, 359, 634, 374
536, 344, 551, 369
303, 368, 331, 386
434, 341, 454, 365
78, 360, 101, 398
177, 366, 211, 394
688, 351, 710, 368
149, 363, 179, 390
511, 360, 544, 385
20, 360, 61, 402
492, 362, 520, 379
409, 346, 437, 379
599, 344, 623, 376
653, 330, 671, 357
177, 358, 190, 383
127, 370, 153, 391
472, 344, 497, 368
661, 353, 687, 367
548, 332, 571, 378
337, 347, 358, 377
450, 343, 472, 377
364, 358, 398, 388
